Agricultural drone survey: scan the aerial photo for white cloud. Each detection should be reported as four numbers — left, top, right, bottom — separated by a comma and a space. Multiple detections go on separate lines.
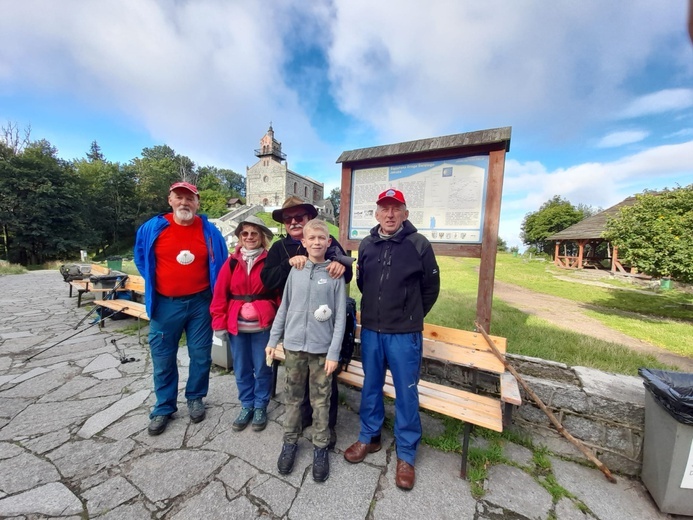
0, 0, 691, 239
596, 130, 649, 148
327, 1, 684, 143
665, 128, 693, 139
619, 89, 693, 119
0, 0, 323, 169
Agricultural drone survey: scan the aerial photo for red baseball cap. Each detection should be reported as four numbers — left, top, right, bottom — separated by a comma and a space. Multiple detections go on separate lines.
169, 181, 199, 196
376, 188, 406, 205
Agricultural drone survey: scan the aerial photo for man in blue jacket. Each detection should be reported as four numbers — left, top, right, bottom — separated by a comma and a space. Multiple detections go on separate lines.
134, 181, 228, 436
344, 188, 440, 491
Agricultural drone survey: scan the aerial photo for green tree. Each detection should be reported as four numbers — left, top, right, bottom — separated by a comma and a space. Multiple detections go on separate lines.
73, 158, 137, 255
520, 195, 585, 254
497, 236, 508, 252
198, 188, 230, 218
603, 186, 693, 282
328, 187, 341, 220
197, 166, 245, 199
130, 145, 182, 223
0, 140, 87, 264
87, 140, 105, 162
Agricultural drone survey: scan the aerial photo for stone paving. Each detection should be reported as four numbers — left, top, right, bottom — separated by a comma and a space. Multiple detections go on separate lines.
0, 270, 681, 519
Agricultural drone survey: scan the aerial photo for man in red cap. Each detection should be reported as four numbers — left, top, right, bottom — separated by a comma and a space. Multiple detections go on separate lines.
134, 181, 228, 436
344, 188, 440, 491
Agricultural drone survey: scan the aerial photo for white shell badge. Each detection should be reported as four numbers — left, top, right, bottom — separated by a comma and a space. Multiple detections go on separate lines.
177, 250, 195, 265
314, 304, 332, 322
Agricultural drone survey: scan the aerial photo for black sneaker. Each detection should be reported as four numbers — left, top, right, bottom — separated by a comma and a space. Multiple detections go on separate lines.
148, 415, 170, 436
232, 407, 254, 431
251, 407, 268, 432
313, 446, 330, 482
277, 443, 298, 475
187, 399, 206, 423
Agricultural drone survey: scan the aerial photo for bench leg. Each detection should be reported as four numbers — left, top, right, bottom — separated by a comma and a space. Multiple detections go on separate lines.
69, 284, 73, 298
503, 402, 514, 428
461, 368, 480, 479
461, 422, 473, 479
77, 290, 85, 308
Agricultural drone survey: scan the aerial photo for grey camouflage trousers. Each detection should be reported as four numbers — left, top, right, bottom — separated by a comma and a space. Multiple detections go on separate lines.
283, 350, 332, 447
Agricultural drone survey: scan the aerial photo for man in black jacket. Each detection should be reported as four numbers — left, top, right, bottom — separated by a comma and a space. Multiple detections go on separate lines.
261, 196, 353, 449
343, 188, 440, 491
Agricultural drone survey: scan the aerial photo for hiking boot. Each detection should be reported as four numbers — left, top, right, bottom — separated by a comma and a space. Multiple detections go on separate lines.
232, 407, 254, 431
148, 415, 170, 436
313, 446, 330, 482
277, 443, 298, 475
251, 407, 268, 432
327, 427, 337, 451
187, 399, 206, 423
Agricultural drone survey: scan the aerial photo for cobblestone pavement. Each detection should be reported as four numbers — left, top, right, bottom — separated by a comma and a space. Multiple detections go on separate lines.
0, 270, 681, 519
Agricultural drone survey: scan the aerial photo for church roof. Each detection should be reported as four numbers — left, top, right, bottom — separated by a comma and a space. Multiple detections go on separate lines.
547, 197, 638, 241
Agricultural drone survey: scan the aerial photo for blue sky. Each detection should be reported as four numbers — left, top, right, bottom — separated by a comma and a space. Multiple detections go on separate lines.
1, 1, 692, 250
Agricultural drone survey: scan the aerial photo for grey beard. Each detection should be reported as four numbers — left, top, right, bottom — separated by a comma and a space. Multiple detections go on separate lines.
174, 208, 194, 222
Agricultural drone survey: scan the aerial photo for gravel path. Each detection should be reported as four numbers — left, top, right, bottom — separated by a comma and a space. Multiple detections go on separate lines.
493, 279, 693, 372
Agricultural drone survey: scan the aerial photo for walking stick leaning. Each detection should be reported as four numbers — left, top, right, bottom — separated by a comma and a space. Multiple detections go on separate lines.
474, 321, 617, 484
73, 275, 129, 330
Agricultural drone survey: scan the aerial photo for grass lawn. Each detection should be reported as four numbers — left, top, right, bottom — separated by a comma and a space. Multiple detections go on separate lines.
351, 254, 691, 375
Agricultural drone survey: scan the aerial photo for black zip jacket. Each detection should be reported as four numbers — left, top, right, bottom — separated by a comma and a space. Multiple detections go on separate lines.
357, 220, 440, 333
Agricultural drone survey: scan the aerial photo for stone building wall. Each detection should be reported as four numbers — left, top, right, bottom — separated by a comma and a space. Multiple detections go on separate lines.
246, 161, 287, 207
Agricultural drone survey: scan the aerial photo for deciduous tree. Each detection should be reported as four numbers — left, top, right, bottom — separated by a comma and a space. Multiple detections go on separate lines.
328, 187, 341, 220
603, 186, 693, 282
0, 140, 86, 264
520, 195, 585, 254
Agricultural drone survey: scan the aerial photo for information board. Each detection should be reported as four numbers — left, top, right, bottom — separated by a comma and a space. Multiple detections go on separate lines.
348, 155, 489, 243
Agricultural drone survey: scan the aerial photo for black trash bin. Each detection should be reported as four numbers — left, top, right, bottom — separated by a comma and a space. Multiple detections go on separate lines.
639, 368, 693, 515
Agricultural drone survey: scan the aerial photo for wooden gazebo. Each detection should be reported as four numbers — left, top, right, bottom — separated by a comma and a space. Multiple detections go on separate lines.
547, 197, 637, 273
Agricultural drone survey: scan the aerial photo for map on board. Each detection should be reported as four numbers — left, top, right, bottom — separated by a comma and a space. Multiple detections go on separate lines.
348, 155, 489, 243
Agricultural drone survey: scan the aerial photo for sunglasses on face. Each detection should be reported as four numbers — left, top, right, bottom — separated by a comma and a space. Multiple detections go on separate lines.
241, 231, 260, 238
282, 213, 309, 224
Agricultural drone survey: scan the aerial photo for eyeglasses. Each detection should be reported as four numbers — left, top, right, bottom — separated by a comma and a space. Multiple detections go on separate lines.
240, 231, 260, 238
282, 213, 309, 224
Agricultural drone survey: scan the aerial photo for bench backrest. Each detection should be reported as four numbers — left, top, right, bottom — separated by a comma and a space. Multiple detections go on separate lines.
90, 264, 110, 276
355, 314, 507, 375
124, 275, 146, 294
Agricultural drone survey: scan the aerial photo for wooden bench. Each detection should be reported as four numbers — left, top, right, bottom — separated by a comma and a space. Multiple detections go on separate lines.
93, 275, 149, 343
68, 264, 113, 307
271, 318, 521, 478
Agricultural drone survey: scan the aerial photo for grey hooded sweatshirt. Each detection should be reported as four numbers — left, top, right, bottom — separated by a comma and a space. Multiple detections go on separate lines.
268, 259, 346, 361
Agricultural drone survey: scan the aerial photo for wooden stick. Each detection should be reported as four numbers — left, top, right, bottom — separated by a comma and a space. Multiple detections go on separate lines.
474, 321, 617, 484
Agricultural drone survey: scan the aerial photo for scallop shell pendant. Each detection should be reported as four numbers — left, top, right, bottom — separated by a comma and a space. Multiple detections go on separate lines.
314, 304, 332, 322
177, 250, 195, 265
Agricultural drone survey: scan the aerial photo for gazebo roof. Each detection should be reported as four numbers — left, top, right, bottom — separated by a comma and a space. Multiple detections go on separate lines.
548, 197, 638, 241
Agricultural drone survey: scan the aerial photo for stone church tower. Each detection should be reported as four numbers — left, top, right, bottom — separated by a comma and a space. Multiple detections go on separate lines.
246, 125, 331, 220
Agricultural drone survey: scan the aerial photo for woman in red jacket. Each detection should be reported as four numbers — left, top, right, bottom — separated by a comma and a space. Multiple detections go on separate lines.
211, 215, 279, 432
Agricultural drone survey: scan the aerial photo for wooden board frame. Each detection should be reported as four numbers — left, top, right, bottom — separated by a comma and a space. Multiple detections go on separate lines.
337, 128, 511, 332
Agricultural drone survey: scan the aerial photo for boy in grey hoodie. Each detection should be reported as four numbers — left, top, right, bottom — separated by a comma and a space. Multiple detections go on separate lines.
266, 219, 346, 482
